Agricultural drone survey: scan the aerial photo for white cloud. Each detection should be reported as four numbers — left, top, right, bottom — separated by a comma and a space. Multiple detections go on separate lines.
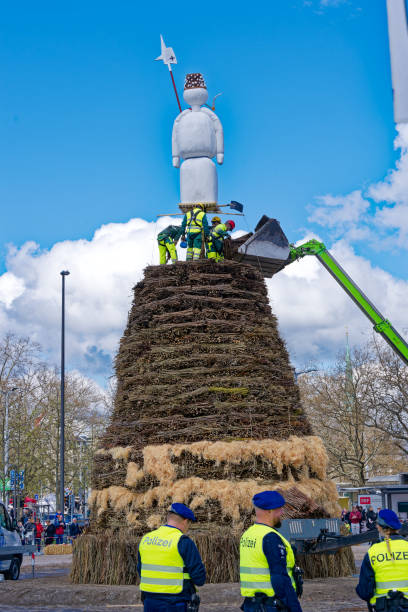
320, 0, 347, 5
304, 0, 350, 9
308, 190, 370, 232
369, 124, 408, 247
0, 217, 178, 379
0, 272, 25, 309
308, 125, 408, 251
0, 216, 406, 380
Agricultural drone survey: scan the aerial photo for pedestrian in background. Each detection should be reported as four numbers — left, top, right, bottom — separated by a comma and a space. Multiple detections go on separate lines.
24, 517, 35, 545
366, 506, 377, 530
358, 506, 366, 532
69, 517, 81, 541
44, 520, 56, 546
54, 513, 65, 544
16, 521, 24, 543
35, 518, 44, 552
349, 506, 362, 535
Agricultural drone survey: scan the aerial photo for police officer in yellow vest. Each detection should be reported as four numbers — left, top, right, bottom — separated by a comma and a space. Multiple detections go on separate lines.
356, 509, 408, 611
240, 491, 302, 612
180, 204, 209, 261
138, 503, 206, 611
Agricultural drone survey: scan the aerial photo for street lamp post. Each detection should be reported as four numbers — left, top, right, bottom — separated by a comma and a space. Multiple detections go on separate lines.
294, 368, 318, 382
60, 270, 70, 515
78, 434, 90, 516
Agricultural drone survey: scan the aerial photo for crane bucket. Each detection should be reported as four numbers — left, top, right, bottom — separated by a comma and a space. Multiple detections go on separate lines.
237, 216, 291, 277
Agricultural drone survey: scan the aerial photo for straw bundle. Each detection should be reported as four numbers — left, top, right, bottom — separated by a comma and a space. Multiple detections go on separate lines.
44, 543, 73, 555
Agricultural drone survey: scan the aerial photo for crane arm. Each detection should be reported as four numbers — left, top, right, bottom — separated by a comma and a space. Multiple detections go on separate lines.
289, 239, 408, 365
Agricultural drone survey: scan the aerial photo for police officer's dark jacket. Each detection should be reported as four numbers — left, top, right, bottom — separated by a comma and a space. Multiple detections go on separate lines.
356, 535, 408, 603
241, 523, 302, 612
137, 524, 206, 603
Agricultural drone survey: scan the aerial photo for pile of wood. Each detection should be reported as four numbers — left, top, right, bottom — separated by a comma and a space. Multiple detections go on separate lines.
101, 260, 311, 450
72, 260, 355, 583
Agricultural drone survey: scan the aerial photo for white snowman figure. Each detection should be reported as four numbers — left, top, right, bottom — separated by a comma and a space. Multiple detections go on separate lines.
172, 73, 224, 205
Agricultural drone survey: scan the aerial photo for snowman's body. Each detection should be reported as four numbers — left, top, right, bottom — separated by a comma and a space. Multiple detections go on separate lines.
172, 86, 224, 205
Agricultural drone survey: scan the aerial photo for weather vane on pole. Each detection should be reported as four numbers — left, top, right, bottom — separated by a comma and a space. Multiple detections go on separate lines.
155, 34, 182, 113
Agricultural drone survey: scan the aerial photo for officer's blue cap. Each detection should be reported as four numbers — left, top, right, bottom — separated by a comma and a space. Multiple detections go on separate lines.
252, 491, 285, 510
378, 509, 402, 530
170, 503, 197, 522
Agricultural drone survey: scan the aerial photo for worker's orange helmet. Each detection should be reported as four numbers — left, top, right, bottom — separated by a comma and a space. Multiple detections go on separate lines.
226, 220, 235, 229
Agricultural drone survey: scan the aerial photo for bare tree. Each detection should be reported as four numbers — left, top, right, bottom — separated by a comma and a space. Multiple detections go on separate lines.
299, 345, 395, 486
362, 337, 408, 457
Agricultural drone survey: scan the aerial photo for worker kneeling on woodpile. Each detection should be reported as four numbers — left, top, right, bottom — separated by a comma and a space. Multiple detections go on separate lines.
138, 503, 206, 611
206, 216, 220, 258
240, 491, 303, 612
180, 203, 209, 261
206, 215, 221, 256
356, 509, 408, 611
157, 225, 183, 265
207, 219, 235, 261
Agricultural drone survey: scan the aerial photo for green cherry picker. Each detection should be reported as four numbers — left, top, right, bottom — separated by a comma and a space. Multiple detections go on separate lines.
237, 216, 408, 365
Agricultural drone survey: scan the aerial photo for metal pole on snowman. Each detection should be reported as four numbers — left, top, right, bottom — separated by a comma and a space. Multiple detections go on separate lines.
155, 35, 182, 112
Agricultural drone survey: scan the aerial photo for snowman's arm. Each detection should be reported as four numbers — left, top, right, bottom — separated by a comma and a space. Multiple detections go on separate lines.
201, 107, 224, 164
172, 110, 190, 167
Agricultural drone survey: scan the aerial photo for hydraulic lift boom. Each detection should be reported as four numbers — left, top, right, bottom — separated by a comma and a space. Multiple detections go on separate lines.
236, 218, 408, 366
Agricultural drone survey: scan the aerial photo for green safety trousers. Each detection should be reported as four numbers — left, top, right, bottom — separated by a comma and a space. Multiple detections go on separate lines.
207, 237, 224, 261
187, 232, 203, 261
158, 237, 177, 265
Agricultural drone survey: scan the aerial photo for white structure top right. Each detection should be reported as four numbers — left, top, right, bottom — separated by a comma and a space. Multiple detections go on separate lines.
386, 0, 408, 123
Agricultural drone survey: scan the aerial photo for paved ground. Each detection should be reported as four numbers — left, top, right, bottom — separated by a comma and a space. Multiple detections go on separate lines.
0, 546, 369, 611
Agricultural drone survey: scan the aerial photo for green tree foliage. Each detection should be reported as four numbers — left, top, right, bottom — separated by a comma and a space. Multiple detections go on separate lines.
0, 334, 109, 504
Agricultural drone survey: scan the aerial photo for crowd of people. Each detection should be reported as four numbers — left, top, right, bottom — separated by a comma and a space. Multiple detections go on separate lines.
341, 505, 380, 534
15, 512, 83, 551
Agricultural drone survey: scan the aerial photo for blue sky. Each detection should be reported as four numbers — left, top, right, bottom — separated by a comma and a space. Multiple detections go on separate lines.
1, 0, 407, 382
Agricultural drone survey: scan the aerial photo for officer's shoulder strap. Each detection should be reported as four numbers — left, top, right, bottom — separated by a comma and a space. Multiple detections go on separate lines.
269, 527, 291, 547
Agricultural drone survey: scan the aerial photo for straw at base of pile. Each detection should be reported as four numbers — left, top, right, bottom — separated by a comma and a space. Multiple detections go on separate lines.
70, 532, 355, 584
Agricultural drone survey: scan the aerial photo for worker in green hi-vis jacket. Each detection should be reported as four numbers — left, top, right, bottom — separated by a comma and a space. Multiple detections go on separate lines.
157, 225, 183, 265
207, 219, 235, 261
180, 204, 209, 261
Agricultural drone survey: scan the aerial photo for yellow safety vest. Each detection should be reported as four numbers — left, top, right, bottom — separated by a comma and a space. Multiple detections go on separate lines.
139, 525, 191, 594
211, 223, 227, 239
186, 209, 205, 234
368, 538, 408, 604
240, 523, 296, 597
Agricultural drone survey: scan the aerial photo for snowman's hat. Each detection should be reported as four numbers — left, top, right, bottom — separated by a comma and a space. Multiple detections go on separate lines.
184, 73, 206, 90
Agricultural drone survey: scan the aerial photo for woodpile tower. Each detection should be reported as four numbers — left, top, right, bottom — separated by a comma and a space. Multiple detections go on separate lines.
72, 259, 354, 584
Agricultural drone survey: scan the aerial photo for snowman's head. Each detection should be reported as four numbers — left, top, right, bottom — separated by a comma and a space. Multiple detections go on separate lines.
183, 87, 208, 107
183, 73, 208, 108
